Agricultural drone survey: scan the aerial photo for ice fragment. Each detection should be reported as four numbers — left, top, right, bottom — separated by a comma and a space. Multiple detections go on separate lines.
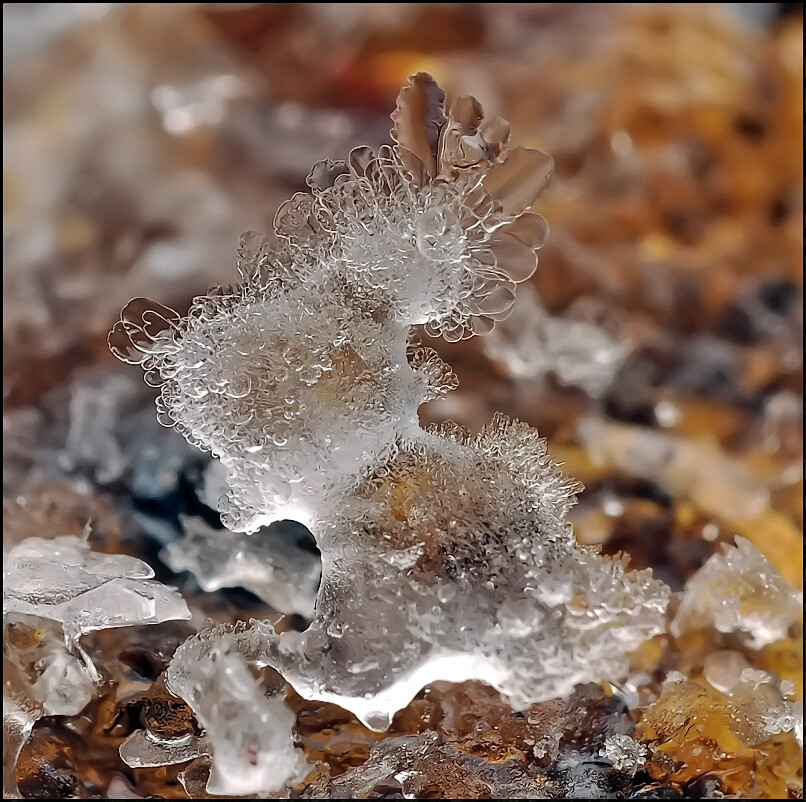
672, 536, 803, 649
162, 516, 320, 617
164, 625, 309, 796
3, 535, 191, 642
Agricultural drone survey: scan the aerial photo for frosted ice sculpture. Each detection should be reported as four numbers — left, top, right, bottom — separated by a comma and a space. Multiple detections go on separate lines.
110, 74, 669, 731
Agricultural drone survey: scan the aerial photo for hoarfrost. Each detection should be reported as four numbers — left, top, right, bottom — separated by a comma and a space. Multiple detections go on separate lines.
111, 74, 670, 737
260, 419, 668, 730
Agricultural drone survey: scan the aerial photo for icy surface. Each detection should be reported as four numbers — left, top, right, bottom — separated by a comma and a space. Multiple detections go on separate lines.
324, 732, 554, 799
110, 74, 669, 735
3, 535, 191, 642
672, 536, 803, 649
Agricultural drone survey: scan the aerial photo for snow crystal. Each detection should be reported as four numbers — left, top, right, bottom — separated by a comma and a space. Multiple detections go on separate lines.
599, 734, 647, 773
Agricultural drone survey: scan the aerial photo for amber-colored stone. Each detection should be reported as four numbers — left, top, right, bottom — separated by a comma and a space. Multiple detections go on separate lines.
637, 679, 803, 799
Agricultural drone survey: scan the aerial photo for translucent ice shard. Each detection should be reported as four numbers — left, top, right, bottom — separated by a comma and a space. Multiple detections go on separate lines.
163, 625, 309, 796
672, 536, 803, 649
119, 729, 210, 769
3, 535, 191, 642
27, 629, 95, 716
4, 613, 95, 718
161, 515, 320, 617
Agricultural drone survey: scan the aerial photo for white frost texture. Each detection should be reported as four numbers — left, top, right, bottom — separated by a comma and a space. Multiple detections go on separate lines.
110, 74, 670, 733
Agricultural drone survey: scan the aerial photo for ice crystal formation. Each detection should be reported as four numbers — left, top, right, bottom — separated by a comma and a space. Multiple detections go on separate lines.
109, 75, 669, 737
672, 537, 803, 650
2, 534, 191, 797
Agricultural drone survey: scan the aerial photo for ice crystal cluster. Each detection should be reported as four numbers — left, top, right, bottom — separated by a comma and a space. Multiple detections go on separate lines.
672, 537, 803, 650
108, 74, 669, 788
3, 534, 191, 797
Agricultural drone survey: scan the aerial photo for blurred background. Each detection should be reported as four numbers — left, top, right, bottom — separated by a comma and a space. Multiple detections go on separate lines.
3, 3, 803, 587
